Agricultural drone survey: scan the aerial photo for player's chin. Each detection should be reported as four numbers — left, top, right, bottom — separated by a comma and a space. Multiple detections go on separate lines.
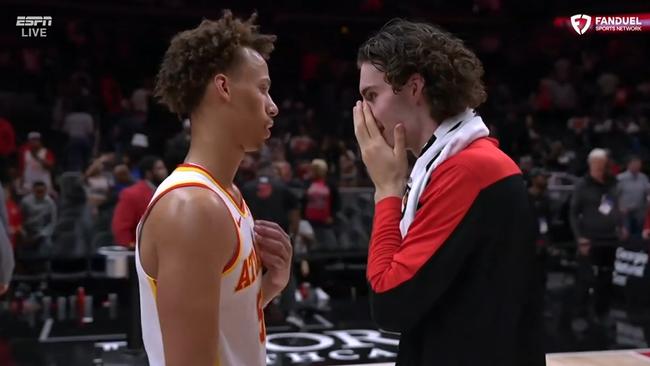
243, 140, 266, 153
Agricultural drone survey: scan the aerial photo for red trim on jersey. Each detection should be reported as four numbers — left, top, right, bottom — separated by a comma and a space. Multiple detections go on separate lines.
138, 182, 241, 274
178, 163, 246, 213
367, 137, 521, 293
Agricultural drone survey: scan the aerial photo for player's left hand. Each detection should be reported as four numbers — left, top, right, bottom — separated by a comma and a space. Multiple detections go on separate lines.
353, 100, 408, 202
255, 220, 292, 290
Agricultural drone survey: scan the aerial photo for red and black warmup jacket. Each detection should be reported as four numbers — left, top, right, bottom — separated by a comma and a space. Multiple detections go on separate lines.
368, 137, 544, 366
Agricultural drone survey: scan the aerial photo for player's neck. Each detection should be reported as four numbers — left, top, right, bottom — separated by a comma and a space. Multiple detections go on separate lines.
413, 121, 439, 157
185, 118, 243, 188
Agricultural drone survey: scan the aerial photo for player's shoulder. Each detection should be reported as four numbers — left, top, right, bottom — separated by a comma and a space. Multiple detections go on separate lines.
440, 137, 521, 186
163, 185, 229, 216
149, 185, 233, 235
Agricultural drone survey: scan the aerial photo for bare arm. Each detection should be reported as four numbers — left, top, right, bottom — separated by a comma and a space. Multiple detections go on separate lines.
144, 188, 236, 366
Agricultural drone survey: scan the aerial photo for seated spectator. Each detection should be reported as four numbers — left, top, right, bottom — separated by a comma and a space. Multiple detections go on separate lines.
111, 156, 168, 247
18, 132, 55, 195
20, 181, 57, 250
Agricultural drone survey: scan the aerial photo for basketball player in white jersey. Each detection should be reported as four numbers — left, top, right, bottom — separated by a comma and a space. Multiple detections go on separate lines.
136, 11, 292, 366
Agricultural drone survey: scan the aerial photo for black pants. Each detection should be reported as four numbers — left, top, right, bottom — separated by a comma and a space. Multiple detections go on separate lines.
575, 244, 617, 316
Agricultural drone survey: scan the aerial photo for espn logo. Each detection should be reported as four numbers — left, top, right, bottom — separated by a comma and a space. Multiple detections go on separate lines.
16, 16, 52, 38
16, 16, 52, 27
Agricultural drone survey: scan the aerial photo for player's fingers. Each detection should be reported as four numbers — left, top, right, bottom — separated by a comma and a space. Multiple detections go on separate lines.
258, 251, 285, 270
353, 101, 370, 145
393, 123, 406, 159
255, 234, 291, 259
255, 220, 289, 240
362, 101, 381, 139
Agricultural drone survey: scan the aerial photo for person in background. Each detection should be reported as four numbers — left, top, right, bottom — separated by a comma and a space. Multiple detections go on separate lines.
84, 153, 116, 210
528, 168, 552, 285
112, 164, 134, 195
0, 186, 15, 296
62, 98, 95, 171
339, 143, 359, 187
111, 155, 168, 247
617, 156, 650, 239
242, 160, 300, 237
18, 132, 55, 195
303, 159, 339, 251
570, 148, 625, 318
20, 181, 57, 251
241, 159, 301, 326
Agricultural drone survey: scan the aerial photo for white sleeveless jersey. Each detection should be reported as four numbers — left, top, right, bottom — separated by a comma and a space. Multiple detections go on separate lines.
135, 163, 266, 366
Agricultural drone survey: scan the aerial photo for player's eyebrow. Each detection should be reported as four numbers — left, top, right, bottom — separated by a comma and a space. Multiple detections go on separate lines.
260, 77, 271, 87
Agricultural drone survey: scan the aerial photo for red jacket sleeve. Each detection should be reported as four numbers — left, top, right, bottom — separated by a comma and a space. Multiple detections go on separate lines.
367, 163, 483, 332
644, 208, 650, 232
112, 189, 138, 246
368, 163, 481, 293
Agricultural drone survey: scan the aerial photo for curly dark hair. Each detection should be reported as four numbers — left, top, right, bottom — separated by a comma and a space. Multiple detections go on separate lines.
358, 19, 487, 122
154, 10, 276, 116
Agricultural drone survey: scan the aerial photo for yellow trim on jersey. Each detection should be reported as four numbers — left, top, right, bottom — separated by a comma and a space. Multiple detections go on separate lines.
147, 276, 158, 300
175, 166, 249, 217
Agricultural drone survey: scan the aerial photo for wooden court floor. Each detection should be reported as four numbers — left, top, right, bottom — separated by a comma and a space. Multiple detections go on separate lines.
546, 349, 650, 366
344, 349, 650, 366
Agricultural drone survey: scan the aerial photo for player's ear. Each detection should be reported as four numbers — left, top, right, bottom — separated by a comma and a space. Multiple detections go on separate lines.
407, 73, 425, 101
213, 73, 231, 102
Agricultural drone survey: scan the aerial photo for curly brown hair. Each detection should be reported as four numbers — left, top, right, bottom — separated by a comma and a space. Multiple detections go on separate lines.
154, 10, 276, 116
358, 19, 487, 122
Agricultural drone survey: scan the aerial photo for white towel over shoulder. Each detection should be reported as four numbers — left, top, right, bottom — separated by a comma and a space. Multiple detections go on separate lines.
400, 109, 489, 237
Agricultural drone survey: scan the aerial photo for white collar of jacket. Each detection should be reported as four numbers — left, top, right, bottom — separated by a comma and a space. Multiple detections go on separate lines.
399, 108, 489, 237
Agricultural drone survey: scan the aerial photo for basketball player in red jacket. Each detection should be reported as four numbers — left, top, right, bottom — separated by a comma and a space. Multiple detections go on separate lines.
353, 19, 544, 366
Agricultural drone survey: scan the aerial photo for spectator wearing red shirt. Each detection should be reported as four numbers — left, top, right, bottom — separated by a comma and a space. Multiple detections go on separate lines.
111, 156, 168, 247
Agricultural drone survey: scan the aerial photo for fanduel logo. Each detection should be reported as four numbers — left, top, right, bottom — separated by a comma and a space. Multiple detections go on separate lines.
571, 14, 592, 35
